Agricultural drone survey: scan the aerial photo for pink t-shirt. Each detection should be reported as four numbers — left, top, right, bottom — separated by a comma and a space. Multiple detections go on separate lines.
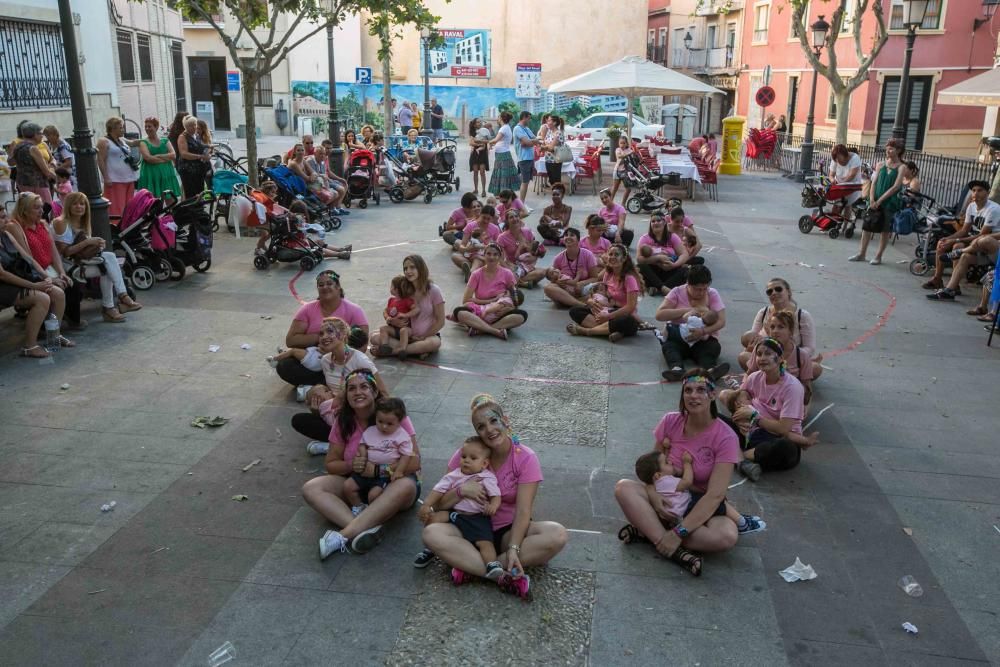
361, 424, 414, 464
448, 207, 470, 228
740, 371, 805, 434
746, 345, 814, 382
653, 413, 741, 491
663, 286, 725, 339
597, 204, 626, 227
580, 235, 611, 256
637, 232, 684, 259
408, 283, 445, 339
447, 443, 543, 530
293, 299, 368, 334
496, 198, 524, 223
497, 228, 536, 263
327, 414, 416, 461
461, 221, 501, 242
552, 247, 598, 281
467, 266, 516, 300
654, 475, 691, 518
603, 272, 640, 311
432, 469, 501, 514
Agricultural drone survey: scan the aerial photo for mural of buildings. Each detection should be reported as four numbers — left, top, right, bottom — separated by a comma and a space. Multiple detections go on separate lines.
455, 32, 485, 67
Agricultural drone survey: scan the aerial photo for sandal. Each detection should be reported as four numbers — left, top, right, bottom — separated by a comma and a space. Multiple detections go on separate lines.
119, 296, 142, 312
977, 312, 996, 322
617, 524, 649, 545
966, 306, 988, 316
666, 545, 703, 577
57, 336, 75, 348
20, 345, 50, 359
497, 329, 508, 341
102, 307, 127, 323
566, 323, 583, 336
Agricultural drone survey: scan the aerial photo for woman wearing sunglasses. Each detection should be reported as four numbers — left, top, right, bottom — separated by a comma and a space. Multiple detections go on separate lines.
738, 278, 816, 371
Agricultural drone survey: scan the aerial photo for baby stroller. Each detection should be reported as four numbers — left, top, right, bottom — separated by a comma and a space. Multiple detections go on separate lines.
111, 189, 167, 291
621, 153, 670, 214
386, 149, 437, 204
244, 184, 326, 272
165, 195, 214, 274
345, 149, 381, 209
797, 175, 865, 239
427, 141, 459, 194
908, 192, 967, 277
262, 165, 341, 231
210, 169, 250, 232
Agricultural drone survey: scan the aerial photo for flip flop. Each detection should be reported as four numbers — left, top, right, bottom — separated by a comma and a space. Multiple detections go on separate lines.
967, 307, 988, 316
977, 313, 996, 322
20, 345, 49, 359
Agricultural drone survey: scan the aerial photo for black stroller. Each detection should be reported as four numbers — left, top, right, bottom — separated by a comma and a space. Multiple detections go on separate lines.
246, 184, 326, 271
428, 140, 460, 194
621, 153, 670, 214
387, 149, 439, 204
262, 165, 341, 231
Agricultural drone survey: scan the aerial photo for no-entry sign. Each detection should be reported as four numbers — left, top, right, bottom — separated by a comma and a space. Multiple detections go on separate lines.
756, 85, 776, 108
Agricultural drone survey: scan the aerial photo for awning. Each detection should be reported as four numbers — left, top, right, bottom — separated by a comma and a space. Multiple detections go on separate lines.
937, 67, 1000, 107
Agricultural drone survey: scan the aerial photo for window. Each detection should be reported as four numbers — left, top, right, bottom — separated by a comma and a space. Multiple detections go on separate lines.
790, 1, 809, 39
137, 34, 153, 81
648, 29, 655, 46
659, 28, 667, 47
579, 116, 604, 129
0, 18, 71, 109
247, 59, 272, 107
753, 3, 770, 42
840, 1, 857, 32
171, 41, 186, 112
889, 0, 941, 30
117, 29, 135, 83
726, 23, 737, 65
707, 25, 717, 49
876, 75, 932, 150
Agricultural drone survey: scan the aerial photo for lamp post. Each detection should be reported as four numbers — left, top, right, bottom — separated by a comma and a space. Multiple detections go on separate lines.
420, 28, 435, 139
326, 16, 344, 177
891, 0, 930, 142
56, 0, 110, 242
797, 14, 830, 181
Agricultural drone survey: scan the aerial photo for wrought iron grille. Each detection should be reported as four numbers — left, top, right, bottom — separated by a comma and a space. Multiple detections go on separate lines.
0, 18, 71, 109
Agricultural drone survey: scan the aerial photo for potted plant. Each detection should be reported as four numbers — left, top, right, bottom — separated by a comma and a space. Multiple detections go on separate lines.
606, 125, 622, 154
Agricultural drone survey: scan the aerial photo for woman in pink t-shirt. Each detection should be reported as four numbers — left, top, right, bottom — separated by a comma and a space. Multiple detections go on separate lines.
497, 210, 546, 287
566, 243, 643, 342
451, 205, 502, 280
741, 310, 819, 403
597, 188, 634, 247
614, 371, 741, 576
277, 270, 369, 387
655, 265, 727, 382
452, 242, 527, 339
302, 370, 422, 559
370, 254, 446, 360
580, 214, 612, 266
441, 192, 480, 246
420, 393, 568, 598
667, 206, 703, 265
636, 211, 690, 297
543, 227, 601, 308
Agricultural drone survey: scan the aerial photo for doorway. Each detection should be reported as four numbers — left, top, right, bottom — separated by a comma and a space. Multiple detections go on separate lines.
188, 57, 230, 131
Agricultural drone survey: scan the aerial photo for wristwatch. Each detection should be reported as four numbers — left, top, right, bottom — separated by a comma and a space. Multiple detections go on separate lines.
673, 525, 690, 538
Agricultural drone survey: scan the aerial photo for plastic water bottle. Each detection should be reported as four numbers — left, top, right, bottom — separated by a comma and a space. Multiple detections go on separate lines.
44, 314, 60, 352
898, 575, 923, 597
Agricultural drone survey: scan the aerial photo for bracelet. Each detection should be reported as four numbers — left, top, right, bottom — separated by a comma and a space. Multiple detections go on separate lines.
749, 409, 760, 427
455, 485, 463, 499
508, 544, 520, 553
673, 524, 690, 538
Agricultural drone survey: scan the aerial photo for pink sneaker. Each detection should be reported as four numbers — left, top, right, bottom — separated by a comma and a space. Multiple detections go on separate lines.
497, 572, 531, 600
451, 567, 473, 586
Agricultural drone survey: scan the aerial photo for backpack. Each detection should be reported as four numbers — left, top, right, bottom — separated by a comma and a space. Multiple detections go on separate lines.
892, 207, 918, 236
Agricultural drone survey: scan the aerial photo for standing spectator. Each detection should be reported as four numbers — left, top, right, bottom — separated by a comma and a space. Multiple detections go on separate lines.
849, 138, 905, 266
97, 117, 141, 217
398, 102, 414, 136
512, 111, 539, 208
487, 111, 518, 196
468, 118, 491, 196
411, 102, 423, 132
541, 114, 565, 188
10, 123, 56, 204
175, 115, 212, 199
166, 111, 188, 157
137, 117, 181, 198
43, 126, 76, 189
430, 98, 445, 141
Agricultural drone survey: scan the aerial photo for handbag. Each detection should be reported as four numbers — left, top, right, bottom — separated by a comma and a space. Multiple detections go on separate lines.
0, 232, 42, 282
861, 207, 884, 232
553, 144, 573, 163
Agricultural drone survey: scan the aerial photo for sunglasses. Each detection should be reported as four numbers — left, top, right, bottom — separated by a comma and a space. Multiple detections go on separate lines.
765, 286, 785, 295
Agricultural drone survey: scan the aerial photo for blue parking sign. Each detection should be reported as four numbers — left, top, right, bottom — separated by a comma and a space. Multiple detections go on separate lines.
355, 67, 372, 85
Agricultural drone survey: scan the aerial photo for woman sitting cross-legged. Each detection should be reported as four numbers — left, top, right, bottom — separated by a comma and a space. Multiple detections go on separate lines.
636, 210, 690, 297
301, 369, 421, 558
738, 277, 817, 371
580, 214, 612, 267
418, 394, 568, 599
566, 243, 643, 343
369, 254, 446, 360
451, 242, 528, 340
450, 204, 501, 282
656, 265, 727, 381
542, 227, 601, 308
743, 310, 820, 405
497, 209, 547, 288
441, 193, 481, 246
666, 206, 704, 265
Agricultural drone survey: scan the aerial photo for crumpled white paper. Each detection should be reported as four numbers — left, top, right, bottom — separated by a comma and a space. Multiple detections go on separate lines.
779, 557, 818, 582
902, 622, 918, 634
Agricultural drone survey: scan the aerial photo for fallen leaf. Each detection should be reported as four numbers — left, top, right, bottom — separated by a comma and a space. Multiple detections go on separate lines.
231, 494, 249, 502
903, 527, 913, 536
242, 459, 262, 472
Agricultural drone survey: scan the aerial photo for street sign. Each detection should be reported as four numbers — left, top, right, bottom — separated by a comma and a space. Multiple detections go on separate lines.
756, 85, 776, 108
355, 67, 372, 85
226, 71, 240, 92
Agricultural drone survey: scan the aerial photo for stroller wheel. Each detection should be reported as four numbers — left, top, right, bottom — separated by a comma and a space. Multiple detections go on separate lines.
625, 197, 642, 214
423, 193, 434, 204
194, 258, 212, 273
454, 177, 460, 191
253, 254, 269, 271
844, 225, 855, 239
211, 220, 220, 233
300, 256, 317, 271
909, 258, 930, 276
152, 257, 172, 282
359, 199, 368, 209
328, 216, 342, 230
828, 228, 840, 239
798, 215, 815, 234
130, 263, 156, 291
169, 257, 186, 281
320, 216, 334, 232
389, 187, 404, 204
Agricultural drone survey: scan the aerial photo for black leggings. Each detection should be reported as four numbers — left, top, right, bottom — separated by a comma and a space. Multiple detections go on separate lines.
638, 263, 687, 292
603, 228, 635, 248
63, 280, 83, 325
536, 223, 563, 243
660, 324, 721, 369
275, 357, 325, 387
179, 166, 207, 199
545, 161, 562, 185
745, 428, 801, 471
292, 412, 330, 441
568, 307, 639, 337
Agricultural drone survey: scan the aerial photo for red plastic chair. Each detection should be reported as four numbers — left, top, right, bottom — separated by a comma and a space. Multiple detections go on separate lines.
575, 150, 602, 194
700, 157, 720, 201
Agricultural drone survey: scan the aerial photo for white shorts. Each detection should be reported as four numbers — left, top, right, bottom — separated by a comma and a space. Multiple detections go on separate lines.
300, 346, 324, 372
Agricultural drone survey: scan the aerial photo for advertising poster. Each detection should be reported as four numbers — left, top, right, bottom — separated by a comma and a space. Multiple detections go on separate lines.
420, 29, 491, 78
515, 63, 541, 99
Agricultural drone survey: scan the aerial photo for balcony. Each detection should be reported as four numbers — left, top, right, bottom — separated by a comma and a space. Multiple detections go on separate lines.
696, 0, 743, 15
647, 43, 667, 64
670, 47, 734, 71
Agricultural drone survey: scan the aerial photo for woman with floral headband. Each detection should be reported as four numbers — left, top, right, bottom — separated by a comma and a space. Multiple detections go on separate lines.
614, 369, 743, 577
301, 369, 421, 559
719, 337, 817, 482
417, 393, 568, 599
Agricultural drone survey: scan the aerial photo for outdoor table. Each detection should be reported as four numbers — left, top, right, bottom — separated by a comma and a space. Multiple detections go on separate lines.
656, 153, 702, 199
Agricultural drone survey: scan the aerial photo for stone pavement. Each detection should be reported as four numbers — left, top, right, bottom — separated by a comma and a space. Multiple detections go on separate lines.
1, 147, 998, 666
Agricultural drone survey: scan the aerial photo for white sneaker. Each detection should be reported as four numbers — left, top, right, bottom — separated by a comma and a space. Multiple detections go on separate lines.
306, 440, 329, 455
350, 504, 368, 517
319, 530, 348, 559
295, 385, 310, 402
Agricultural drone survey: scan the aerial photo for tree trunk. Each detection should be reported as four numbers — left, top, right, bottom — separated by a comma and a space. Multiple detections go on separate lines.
834, 89, 851, 145
242, 73, 259, 186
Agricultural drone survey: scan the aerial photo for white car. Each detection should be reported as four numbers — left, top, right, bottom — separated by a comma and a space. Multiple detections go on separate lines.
564, 113, 665, 144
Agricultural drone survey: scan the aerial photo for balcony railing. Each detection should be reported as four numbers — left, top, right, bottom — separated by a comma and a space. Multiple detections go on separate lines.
670, 47, 734, 71
647, 44, 667, 63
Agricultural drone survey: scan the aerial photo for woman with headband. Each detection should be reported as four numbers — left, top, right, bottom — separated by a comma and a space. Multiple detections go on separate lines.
720, 337, 817, 482
452, 242, 528, 340
418, 394, 568, 599
614, 370, 742, 576
301, 369, 421, 559
565, 243, 643, 342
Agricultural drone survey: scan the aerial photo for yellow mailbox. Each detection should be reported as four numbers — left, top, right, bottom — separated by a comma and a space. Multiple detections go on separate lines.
720, 116, 745, 175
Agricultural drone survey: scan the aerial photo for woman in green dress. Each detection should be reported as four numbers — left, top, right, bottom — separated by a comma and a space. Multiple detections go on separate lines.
137, 117, 182, 198
849, 137, 905, 266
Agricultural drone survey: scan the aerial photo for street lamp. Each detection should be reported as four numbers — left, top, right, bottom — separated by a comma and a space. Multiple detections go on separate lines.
683, 32, 693, 50
325, 7, 343, 177
797, 14, 830, 180
420, 28, 434, 138
56, 0, 111, 242
975, 0, 1000, 30
891, 0, 930, 142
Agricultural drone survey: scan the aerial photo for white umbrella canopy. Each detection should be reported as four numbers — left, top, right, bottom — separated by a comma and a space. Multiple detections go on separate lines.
937, 67, 1000, 107
547, 55, 725, 139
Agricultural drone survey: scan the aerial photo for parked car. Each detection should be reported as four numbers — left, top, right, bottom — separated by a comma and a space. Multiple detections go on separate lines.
564, 113, 665, 144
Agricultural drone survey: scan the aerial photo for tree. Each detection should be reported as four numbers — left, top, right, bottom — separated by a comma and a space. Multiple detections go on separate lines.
789, 0, 889, 144
171, 0, 437, 184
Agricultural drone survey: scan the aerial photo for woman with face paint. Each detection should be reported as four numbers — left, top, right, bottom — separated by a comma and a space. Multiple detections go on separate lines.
565, 243, 643, 342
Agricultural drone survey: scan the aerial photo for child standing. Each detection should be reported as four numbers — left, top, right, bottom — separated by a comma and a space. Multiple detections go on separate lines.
343, 397, 414, 513
380, 274, 421, 358
418, 436, 504, 580
609, 137, 633, 204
